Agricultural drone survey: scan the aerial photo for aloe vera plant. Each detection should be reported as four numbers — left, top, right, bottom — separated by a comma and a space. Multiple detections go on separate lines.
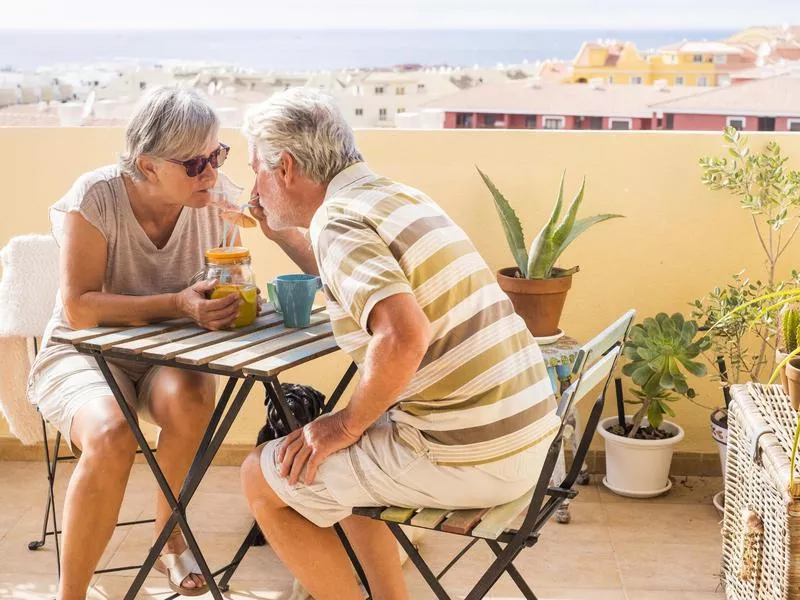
477, 168, 623, 279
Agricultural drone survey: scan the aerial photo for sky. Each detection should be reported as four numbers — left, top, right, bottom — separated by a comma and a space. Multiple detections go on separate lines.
1, 0, 799, 30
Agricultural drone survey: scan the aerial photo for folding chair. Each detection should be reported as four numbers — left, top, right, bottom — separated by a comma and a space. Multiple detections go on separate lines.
0, 235, 157, 579
352, 309, 635, 600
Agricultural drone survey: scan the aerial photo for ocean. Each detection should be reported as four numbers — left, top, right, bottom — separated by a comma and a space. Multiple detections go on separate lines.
0, 28, 734, 72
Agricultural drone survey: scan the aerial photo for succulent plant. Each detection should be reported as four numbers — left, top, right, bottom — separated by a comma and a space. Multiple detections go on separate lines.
621, 313, 711, 435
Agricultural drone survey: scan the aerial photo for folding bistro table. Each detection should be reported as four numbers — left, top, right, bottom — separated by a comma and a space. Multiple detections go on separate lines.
51, 303, 364, 600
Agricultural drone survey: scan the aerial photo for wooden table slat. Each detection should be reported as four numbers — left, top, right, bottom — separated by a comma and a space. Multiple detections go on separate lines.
242, 336, 340, 377
90, 304, 277, 355
78, 321, 190, 351
112, 325, 208, 355
51, 326, 126, 344
177, 312, 329, 366
142, 314, 281, 360
210, 321, 333, 372
142, 306, 324, 360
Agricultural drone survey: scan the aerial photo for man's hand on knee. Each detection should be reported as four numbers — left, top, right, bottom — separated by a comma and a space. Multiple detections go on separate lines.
278, 413, 360, 485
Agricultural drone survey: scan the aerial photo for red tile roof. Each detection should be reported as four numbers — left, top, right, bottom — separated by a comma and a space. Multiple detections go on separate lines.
423, 79, 704, 118
651, 73, 800, 116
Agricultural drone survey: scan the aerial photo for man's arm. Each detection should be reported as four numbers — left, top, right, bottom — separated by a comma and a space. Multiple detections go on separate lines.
248, 194, 319, 275
338, 293, 430, 435
267, 228, 320, 276
278, 292, 430, 484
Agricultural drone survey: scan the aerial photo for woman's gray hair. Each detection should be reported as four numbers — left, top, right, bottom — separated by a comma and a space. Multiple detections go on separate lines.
120, 86, 219, 180
242, 88, 363, 185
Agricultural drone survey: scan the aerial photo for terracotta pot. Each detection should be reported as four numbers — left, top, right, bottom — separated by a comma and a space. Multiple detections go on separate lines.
786, 358, 800, 411
777, 349, 791, 394
496, 267, 573, 337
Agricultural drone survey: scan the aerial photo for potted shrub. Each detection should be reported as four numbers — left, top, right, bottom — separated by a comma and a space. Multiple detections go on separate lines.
696, 126, 800, 493
477, 168, 623, 338
598, 313, 711, 498
691, 273, 779, 485
725, 297, 800, 410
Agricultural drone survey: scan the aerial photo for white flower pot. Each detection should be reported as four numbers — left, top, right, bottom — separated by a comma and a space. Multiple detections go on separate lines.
597, 415, 685, 498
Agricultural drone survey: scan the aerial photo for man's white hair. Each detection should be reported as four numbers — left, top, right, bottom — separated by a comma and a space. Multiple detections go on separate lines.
120, 86, 219, 180
242, 87, 363, 185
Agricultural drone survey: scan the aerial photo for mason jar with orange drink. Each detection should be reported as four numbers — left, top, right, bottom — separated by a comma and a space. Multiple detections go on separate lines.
201, 247, 258, 328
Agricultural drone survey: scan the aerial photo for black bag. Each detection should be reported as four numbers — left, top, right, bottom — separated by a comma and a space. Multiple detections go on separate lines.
251, 382, 326, 547
256, 383, 326, 444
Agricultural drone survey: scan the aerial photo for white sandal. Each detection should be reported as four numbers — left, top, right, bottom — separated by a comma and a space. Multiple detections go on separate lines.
154, 547, 209, 597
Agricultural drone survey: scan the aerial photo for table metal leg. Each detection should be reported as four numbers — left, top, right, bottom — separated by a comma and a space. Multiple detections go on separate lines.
217, 523, 261, 592
218, 363, 370, 596
94, 352, 254, 600
323, 361, 358, 414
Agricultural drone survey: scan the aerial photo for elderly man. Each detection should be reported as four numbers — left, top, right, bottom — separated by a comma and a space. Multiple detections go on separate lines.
240, 88, 559, 600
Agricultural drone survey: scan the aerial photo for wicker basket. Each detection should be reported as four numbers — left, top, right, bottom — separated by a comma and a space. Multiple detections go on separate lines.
723, 383, 800, 599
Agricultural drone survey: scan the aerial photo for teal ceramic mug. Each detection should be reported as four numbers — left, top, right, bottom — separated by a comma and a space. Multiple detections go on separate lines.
266, 274, 322, 328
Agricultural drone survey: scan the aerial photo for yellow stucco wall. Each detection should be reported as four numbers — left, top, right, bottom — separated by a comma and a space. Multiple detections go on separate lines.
2, 127, 800, 454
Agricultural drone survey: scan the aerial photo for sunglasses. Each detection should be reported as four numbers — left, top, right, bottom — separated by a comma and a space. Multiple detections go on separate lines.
166, 143, 230, 177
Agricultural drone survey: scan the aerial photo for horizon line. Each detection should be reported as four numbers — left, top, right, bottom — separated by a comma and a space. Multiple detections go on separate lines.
0, 25, 760, 32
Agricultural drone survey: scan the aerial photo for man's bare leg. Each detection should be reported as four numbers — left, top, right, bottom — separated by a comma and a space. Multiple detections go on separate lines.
339, 514, 409, 600
241, 447, 363, 600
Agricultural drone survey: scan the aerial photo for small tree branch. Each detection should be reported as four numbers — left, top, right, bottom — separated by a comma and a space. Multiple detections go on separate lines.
777, 220, 800, 259
752, 215, 773, 265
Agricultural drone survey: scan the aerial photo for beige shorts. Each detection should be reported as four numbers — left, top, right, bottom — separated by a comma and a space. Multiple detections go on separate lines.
28, 349, 162, 456
260, 414, 558, 528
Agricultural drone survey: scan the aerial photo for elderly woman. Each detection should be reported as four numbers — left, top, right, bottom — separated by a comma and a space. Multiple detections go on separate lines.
27, 87, 242, 599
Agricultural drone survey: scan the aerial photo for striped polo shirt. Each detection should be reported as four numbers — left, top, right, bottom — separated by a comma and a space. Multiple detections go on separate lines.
309, 162, 558, 466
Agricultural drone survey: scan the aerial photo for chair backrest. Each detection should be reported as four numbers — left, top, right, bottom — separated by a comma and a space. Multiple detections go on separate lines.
517, 342, 623, 537
514, 310, 635, 542
557, 344, 621, 420
570, 309, 636, 376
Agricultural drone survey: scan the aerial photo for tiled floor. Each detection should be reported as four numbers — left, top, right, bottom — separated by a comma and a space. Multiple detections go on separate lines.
0, 461, 725, 599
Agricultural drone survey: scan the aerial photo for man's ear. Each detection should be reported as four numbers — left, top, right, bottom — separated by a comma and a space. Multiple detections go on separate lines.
279, 152, 296, 185
136, 155, 160, 184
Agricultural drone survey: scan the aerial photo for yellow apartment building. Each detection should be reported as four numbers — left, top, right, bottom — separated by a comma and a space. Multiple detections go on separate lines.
565, 40, 757, 87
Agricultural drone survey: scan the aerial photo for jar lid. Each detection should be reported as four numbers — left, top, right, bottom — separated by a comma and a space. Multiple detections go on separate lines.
205, 246, 251, 263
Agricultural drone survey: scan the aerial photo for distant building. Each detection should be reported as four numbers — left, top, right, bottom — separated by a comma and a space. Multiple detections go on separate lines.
334, 70, 454, 128
726, 26, 800, 62
564, 40, 757, 87
418, 79, 703, 130
651, 73, 800, 132
728, 60, 800, 84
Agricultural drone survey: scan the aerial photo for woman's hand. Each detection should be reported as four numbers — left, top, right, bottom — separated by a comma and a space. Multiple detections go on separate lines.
175, 279, 241, 330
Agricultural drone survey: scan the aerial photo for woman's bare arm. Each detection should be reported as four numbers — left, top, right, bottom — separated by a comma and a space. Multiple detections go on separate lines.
60, 212, 240, 330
